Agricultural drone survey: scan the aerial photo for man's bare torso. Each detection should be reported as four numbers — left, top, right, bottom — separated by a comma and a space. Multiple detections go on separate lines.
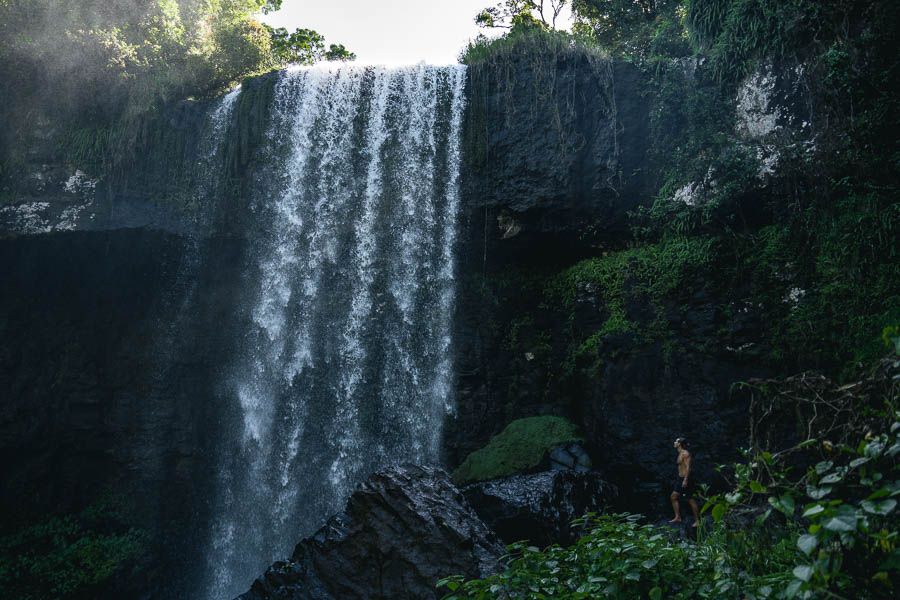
677, 449, 691, 478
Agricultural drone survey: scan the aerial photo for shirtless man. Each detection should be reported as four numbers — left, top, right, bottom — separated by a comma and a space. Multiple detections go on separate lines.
670, 437, 700, 527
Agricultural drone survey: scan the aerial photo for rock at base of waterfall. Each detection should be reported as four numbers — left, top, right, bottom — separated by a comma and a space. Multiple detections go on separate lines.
236, 465, 503, 600
547, 442, 592, 472
462, 470, 615, 548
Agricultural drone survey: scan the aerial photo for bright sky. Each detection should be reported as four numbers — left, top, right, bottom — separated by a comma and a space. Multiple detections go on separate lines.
261, 0, 573, 65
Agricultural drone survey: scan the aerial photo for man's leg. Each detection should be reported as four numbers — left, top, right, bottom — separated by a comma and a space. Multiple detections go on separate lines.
669, 491, 682, 522
688, 498, 700, 527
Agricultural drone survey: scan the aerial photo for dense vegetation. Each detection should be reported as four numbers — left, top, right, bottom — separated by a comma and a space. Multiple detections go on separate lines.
0, 0, 352, 184
443, 358, 899, 598
0, 495, 147, 600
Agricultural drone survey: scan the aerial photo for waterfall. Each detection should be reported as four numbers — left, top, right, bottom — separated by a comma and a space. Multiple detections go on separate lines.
204, 63, 466, 599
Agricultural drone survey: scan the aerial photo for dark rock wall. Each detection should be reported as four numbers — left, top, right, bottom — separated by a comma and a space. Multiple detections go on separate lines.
450, 50, 651, 471
447, 49, 766, 512
0, 72, 282, 596
0, 229, 249, 593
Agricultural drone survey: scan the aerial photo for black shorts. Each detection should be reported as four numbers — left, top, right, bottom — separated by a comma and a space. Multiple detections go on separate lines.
673, 477, 694, 498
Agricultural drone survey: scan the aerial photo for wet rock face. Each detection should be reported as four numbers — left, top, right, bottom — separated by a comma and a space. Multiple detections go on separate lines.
0, 229, 250, 596
462, 469, 615, 548
579, 344, 758, 512
448, 53, 658, 498
547, 442, 592, 472
447, 53, 808, 515
462, 54, 654, 260
237, 465, 503, 600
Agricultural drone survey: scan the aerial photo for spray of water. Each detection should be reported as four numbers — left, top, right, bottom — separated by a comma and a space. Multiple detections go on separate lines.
204, 63, 466, 599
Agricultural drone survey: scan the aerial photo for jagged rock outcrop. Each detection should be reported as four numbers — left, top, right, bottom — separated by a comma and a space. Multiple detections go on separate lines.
237, 465, 503, 600
462, 469, 615, 547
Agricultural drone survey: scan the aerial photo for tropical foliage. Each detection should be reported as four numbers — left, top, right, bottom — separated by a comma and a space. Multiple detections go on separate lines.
442, 360, 899, 598
0, 0, 352, 180
0, 496, 148, 600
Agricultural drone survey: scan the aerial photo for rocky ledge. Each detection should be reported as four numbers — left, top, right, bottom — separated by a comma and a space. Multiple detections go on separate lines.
236, 465, 503, 600
237, 462, 617, 599
463, 469, 615, 548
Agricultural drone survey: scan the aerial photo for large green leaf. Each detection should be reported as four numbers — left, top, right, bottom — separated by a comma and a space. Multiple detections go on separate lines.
823, 514, 856, 532
806, 485, 832, 500
797, 534, 818, 555
802, 504, 825, 518
769, 494, 795, 516
792, 565, 814, 582
861, 499, 897, 516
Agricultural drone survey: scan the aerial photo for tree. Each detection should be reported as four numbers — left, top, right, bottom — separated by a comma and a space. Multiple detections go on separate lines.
324, 43, 356, 62
475, 0, 568, 30
0, 0, 354, 178
261, 0, 282, 14
571, 0, 687, 57
268, 27, 356, 65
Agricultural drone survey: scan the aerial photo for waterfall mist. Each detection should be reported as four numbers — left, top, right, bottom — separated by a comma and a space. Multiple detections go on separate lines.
201, 63, 466, 599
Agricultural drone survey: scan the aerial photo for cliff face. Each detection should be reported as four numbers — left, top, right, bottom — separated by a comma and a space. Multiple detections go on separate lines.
0, 47, 815, 594
0, 74, 280, 596
447, 50, 814, 511
0, 230, 253, 594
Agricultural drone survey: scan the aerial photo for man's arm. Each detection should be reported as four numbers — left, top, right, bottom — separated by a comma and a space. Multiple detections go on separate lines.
683, 452, 692, 484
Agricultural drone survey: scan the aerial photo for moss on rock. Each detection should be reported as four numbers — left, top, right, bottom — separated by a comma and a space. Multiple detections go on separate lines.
452, 416, 583, 485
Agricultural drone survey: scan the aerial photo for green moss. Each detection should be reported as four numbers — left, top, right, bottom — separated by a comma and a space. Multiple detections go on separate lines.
548, 236, 715, 353
452, 416, 583, 485
550, 236, 715, 306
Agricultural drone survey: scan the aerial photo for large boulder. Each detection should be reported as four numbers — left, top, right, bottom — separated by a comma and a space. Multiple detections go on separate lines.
237, 465, 503, 600
462, 469, 615, 548
451, 416, 584, 486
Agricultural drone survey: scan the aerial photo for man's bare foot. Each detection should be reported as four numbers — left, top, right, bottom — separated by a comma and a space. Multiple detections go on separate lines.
669, 517, 681, 523
691, 521, 699, 528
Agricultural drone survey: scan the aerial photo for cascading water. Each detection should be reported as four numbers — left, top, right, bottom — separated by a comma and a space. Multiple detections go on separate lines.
204, 63, 466, 599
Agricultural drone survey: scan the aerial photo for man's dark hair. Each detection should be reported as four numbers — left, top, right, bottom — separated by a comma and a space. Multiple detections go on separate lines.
676, 437, 690, 449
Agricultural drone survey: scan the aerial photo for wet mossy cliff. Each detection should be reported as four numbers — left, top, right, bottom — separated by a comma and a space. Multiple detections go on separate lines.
1, 34, 895, 594
444, 36, 897, 512
447, 46, 735, 510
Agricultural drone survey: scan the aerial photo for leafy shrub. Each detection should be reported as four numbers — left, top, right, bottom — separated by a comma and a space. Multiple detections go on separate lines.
572, 0, 690, 60
703, 412, 900, 598
452, 416, 583, 485
0, 497, 148, 600
439, 512, 799, 599
461, 24, 602, 66
442, 362, 899, 599
440, 413, 899, 599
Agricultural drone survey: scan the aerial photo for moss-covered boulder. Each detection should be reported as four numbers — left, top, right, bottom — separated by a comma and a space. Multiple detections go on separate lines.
452, 417, 583, 485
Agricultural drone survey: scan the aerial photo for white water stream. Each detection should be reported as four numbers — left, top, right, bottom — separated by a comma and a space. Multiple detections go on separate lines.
203, 63, 466, 599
